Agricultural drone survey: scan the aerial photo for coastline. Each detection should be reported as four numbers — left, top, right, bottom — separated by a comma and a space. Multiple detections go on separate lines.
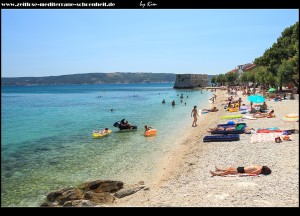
114, 90, 299, 207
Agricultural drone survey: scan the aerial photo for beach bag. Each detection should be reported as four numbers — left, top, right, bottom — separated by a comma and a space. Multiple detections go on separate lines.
283, 135, 292, 141
275, 137, 282, 143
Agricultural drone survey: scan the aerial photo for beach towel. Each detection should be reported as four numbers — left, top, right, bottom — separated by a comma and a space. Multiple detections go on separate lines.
223, 174, 261, 177
235, 124, 244, 130
257, 129, 282, 133
250, 132, 287, 143
242, 115, 257, 120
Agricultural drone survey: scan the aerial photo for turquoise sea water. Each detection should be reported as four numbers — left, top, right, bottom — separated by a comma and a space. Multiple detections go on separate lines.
1, 83, 212, 206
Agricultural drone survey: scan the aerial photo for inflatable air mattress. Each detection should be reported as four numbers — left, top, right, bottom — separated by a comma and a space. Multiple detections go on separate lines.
203, 134, 240, 142
221, 114, 242, 119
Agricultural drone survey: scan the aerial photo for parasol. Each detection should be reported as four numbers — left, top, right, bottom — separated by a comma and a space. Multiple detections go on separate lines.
281, 113, 299, 130
248, 95, 265, 103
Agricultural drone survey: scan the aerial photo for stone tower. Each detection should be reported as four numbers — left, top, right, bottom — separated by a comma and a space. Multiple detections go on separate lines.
173, 74, 209, 89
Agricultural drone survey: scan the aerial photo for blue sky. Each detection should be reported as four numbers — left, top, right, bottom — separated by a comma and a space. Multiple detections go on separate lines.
2, 9, 299, 77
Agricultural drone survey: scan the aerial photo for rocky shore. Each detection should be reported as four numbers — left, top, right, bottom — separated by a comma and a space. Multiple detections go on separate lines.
41, 180, 147, 207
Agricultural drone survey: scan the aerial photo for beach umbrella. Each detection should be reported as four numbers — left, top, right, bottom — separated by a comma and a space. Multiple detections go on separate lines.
247, 95, 265, 103
268, 88, 276, 92
281, 113, 299, 130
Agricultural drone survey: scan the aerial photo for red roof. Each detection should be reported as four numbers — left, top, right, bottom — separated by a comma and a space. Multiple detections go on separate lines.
226, 69, 238, 74
243, 64, 256, 71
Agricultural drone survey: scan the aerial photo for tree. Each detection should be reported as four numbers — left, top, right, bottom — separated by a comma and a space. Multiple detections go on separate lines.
216, 74, 227, 86
254, 66, 269, 87
211, 76, 217, 86
226, 73, 238, 86
278, 58, 296, 87
240, 71, 249, 84
254, 21, 298, 90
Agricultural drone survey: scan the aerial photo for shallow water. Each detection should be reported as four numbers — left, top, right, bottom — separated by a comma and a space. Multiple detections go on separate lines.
1, 83, 212, 206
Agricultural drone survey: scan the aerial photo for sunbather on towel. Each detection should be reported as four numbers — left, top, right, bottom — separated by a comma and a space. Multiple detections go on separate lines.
253, 110, 275, 118
202, 107, 219, 113
210, 165, 271, 176
207, 126, 235, 132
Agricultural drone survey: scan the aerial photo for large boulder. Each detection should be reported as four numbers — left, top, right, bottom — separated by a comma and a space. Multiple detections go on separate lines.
62, 200, 98, 207
79, 180, 123, 193
84, 191, 115, 204
114, 185, 145, 198
57, 188, 84, 205
46, 187, 73, 202
40, 202, 60, 207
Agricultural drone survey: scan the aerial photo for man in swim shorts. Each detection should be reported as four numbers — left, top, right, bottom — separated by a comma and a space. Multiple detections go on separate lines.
210, 165, 271, 176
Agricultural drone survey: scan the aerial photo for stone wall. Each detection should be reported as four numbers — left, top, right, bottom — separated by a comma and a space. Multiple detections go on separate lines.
173, 74, 209, 89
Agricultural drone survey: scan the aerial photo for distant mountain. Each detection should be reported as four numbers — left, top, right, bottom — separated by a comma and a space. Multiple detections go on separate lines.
2, 73, 215, 86
1, 72, 177, 86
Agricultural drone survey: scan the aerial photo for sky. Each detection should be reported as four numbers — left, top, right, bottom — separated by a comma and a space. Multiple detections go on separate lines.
2, 9, 299, 77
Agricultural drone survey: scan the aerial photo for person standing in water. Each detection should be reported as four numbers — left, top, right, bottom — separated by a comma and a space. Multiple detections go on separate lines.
191, 105, 199, 127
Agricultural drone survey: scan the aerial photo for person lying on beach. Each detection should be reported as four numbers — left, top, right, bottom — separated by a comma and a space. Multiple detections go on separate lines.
206, 126, 235, 132
210, 165, 271, 177
202, 107, 219, 112
253, 110, 275, 118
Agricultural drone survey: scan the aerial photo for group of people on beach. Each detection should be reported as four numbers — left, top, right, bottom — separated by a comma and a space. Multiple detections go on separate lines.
209, 87, 273, 177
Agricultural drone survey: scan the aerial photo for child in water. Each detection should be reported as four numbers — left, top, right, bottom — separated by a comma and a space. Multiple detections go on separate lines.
144, 125, 152, 132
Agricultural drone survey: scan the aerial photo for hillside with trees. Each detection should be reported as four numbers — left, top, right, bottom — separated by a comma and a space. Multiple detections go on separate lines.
1, 72, 176, 86
210, 21, 299, 92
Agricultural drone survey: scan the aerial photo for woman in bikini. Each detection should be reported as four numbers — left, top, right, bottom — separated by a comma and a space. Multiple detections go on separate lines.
191, 105, 199, 127
210, 165, 271, 176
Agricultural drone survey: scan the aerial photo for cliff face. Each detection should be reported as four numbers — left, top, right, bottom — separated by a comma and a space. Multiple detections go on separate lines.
173, 74, 209, 89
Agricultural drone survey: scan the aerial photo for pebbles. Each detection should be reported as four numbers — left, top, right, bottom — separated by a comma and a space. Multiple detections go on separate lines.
114, 91, 299, 207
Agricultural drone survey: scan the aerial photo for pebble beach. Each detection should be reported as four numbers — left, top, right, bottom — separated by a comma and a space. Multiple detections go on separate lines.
114, 89, 299, 207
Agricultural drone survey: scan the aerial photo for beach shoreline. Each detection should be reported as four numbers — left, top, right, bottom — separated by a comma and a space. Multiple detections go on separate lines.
114, 89, 299, 207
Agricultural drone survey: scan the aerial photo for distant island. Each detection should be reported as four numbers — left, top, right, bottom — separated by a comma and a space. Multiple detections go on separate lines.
2, 72, 214, 86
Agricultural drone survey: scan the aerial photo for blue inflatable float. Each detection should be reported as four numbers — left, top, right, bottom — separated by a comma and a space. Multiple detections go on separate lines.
203, 134, 240, 142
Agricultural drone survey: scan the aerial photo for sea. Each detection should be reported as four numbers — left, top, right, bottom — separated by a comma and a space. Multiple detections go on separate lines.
1, 83, 213, 207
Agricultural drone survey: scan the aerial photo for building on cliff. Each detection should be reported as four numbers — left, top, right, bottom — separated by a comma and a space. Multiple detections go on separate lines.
173, 74, 209, 89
